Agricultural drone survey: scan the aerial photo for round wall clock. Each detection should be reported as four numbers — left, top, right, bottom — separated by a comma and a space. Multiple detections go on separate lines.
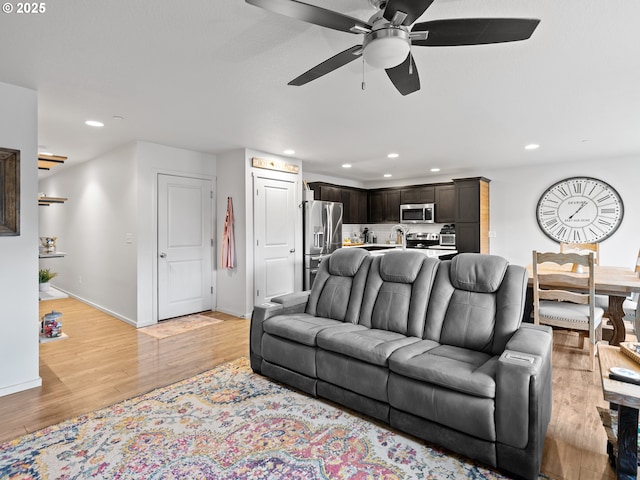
536, 176, 624, 243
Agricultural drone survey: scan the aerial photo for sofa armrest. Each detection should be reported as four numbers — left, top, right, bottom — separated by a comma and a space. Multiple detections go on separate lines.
496, 324, 553, 450
270, 291, 311, 310
250, 292, 311, 373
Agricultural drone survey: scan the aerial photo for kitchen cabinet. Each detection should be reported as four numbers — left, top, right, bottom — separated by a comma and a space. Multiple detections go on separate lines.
367, 190, 385, 223
400, 185, 435, 204
342, 188, 368, 224
308, 182, 367, 224
308, 183, 341, 203
435, 185, 455, 223
313, 184, 343, 203
454, 177, 490, 254
368, 189, 401, 223
310, 179, 490, 234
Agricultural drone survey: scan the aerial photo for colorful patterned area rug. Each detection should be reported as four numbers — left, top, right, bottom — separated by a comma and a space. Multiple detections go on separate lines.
1, 358, 532, 479
139, 314, 223, 339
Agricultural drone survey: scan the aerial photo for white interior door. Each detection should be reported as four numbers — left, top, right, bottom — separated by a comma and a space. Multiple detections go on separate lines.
254, 176, 297, 305
158, 174, 213, 320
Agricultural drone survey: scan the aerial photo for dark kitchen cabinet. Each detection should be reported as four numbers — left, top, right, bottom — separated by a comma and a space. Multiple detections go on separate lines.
368, 190, 385, 223
454, 177, 490, 254
342, 188, 368, 224
368, 189, 401, 223
384, 190, 401, 223
318, 184, 343, 203
307, 182, 342, 203
308, 182, 367, 224
435, 184, 455, 223
400, 185, 435, 204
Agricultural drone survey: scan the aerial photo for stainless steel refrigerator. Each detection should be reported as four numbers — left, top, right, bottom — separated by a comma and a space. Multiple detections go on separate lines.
303, 200, 343, 290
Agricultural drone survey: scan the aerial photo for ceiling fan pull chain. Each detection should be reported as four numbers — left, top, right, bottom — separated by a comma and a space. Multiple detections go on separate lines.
361, 57, 366, 91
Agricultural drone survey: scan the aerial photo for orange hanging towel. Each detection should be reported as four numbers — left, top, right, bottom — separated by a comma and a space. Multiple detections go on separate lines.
222, 197, 235, 269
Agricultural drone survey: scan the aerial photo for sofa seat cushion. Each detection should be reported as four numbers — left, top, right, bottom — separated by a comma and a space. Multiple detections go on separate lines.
317, 326, 421, 366
317, 350, 390, 402
389, 373, 496, 442
389, 341, 497, 398
263, 313, 351, 346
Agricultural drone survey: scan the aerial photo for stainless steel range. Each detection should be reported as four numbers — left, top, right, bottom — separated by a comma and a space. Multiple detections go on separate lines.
405, 232, 439, 249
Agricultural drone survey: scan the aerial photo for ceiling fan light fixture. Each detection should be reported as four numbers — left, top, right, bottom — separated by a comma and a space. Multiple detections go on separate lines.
363, 28, 410, 69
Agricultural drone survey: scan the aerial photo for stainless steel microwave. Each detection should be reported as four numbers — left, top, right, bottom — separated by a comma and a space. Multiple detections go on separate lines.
400, 203, 435, 224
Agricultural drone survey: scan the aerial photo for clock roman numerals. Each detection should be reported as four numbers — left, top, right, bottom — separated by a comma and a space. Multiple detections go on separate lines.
536, 177, 623, 243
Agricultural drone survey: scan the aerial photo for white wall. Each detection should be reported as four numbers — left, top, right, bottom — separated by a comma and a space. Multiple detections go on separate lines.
303, 171, 366, 189
216, 149, 303, 318
39, 141, 216, 327
216, 149, 250, 317
0, 82, 41, 396
39, 143, 139, 323
135, 141, 216, 326
482, 157, 638, 267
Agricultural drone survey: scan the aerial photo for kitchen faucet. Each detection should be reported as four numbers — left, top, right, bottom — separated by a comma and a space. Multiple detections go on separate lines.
389, 224, 409, 250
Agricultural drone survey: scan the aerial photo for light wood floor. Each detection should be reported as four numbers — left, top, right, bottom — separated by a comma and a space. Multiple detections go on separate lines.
0, 297, 630, 479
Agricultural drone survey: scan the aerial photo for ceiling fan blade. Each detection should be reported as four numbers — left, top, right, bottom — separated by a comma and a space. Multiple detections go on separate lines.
246, 0, 372, 34
385, 53, 420, 96
288, 45, 363, 86
383, 0, 434, 26
411, 18, 540, 46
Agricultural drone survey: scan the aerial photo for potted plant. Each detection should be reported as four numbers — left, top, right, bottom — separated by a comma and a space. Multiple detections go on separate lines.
39, 268, 58, 292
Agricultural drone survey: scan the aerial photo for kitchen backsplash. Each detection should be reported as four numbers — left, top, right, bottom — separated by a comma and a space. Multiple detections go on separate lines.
343, 223, 445, 243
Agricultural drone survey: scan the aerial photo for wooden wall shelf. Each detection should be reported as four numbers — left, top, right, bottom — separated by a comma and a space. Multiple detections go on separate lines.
39, 196, 67, 206
38, 154, 67, 171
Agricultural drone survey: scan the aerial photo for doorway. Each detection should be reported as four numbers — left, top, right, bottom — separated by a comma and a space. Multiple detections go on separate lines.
157, 174, 214, 320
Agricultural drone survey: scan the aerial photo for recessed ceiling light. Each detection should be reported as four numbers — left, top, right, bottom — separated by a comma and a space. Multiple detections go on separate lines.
283, 149, 295, 155
387, 153, 399, 158
525, 144, 539, 150
85, 120, 104, 127
430, 168, 440, 172
383, 174, 392, 178
342, 164, 352, 168
39, 151, 53, 156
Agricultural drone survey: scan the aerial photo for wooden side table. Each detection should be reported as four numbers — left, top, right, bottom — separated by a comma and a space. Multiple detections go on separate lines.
598, 345, 640, 479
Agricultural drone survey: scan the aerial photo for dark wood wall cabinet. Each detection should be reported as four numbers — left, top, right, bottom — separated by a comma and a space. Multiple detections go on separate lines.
434, 185, 455, 223
308, 183, 368, 224
367, 189, 401, 223
308, 178, 490, 254
454, 177, 490, 254
400, 185, 434, 204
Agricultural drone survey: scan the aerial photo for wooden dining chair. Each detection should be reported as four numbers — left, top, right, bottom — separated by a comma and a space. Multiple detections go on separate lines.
560, 242, 599, 264
532, 251, 604, 371
628, 249, 640, 338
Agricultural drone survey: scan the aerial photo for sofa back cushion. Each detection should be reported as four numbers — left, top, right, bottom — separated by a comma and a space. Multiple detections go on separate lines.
424, 253, 527, 355
359, 251, 440, 337
306, 248, 372, 323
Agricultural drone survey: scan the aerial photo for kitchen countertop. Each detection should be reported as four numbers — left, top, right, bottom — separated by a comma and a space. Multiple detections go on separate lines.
342, 244, 457, 258
342, 243, 401, 248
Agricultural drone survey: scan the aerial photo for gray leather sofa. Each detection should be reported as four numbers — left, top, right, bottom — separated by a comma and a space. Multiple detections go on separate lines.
250, 248, 552, 480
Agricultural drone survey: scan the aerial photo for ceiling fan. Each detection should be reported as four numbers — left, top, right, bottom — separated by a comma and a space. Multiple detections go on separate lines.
246, 0, 540, 95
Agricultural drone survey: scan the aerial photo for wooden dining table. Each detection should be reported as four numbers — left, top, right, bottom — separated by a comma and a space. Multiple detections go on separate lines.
526, 264, 640, 346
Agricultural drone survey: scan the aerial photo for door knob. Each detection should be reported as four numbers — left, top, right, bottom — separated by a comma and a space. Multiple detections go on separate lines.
159, 252, 167, 258
290, 249, 295, 253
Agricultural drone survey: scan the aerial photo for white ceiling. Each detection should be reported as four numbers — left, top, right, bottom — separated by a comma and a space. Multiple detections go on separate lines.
1, 0, 639, 183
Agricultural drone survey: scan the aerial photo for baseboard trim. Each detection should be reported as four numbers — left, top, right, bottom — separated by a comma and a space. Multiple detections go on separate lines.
57, 289, 137, 327
0, 377, 42, 398
215, 307, 251, 319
